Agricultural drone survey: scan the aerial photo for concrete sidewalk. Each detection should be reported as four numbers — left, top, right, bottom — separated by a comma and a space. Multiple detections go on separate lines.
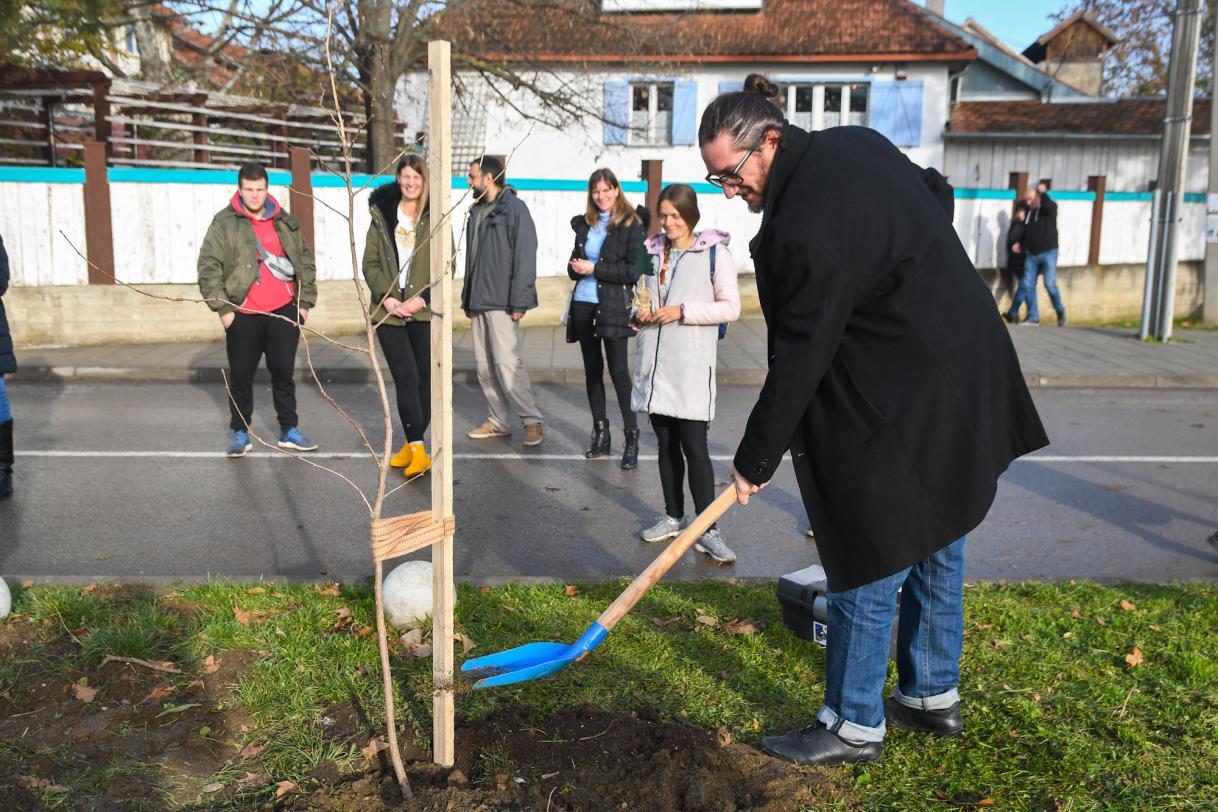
10, 319, 1218, 388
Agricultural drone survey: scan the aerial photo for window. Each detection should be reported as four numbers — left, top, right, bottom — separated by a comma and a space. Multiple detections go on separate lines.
630, 81, 674, 146
126, 24, 137, 54
780, 82, 869, 131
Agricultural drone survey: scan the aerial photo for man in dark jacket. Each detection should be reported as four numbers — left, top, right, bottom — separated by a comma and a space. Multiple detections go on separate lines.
1017, 182, 1067, 326
0, 234, 15, 499
197, 162, 319, 457
462, 156, 544, 447
699, 89, 1048, 766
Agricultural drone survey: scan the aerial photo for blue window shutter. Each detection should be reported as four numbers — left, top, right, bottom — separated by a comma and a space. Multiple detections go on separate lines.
870, 80, 923, 147
672, 81, 698, 145
604, 81, 629, 145
718, 81, 744, 94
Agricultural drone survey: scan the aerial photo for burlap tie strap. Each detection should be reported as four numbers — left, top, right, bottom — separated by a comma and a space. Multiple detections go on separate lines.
370, 512, 456, 561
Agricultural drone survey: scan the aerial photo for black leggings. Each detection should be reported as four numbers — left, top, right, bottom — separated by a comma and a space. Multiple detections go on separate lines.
377, 321, 431, 443
650, 413, 714, 522
570, 301, 636, 429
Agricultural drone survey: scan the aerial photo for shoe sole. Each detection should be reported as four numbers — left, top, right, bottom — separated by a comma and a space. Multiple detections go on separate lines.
523, 438, 543, 447
760, 741, 881, 765
277, 441, 318, 452
641, 529, 680, 543
227, 444, 253, 458
468, 431, 510, 439
885, 718, 963, 738
694, 543, 737, 564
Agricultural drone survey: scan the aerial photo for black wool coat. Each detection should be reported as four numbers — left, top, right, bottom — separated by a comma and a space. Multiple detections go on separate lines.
736, 124, 1048, 591
565, 206, 648, 342
0, 235, 15, 376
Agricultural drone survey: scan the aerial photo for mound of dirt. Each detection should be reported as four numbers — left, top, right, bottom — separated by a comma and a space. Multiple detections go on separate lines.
271, 705, 856, 811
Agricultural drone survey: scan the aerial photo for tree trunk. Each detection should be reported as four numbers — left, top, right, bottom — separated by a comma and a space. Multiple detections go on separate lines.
358, 0, 396, 173
131, 7, 171, 85
368, 70, 398, 174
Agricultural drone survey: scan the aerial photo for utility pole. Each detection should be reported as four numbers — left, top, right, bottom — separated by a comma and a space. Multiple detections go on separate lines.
1142, 0, 1204, 342
1204, 4, 1218, 325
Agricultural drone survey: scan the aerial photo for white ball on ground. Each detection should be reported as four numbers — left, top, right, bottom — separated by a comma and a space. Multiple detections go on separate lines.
383, 561, 455, 628
0, 578, 11, 621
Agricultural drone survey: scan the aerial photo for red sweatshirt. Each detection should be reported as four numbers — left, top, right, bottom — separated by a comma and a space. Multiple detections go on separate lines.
232, 192, 297, 315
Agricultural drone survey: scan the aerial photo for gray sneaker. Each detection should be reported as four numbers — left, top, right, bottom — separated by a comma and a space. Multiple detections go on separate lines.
694, 528, 737, 564
641, 515, 685, 543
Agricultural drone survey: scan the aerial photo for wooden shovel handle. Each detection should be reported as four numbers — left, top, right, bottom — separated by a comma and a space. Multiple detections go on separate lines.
596, 486, 739, 632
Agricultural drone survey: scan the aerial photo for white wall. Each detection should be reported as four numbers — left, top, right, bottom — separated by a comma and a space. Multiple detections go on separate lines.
3, 181, 1202, 286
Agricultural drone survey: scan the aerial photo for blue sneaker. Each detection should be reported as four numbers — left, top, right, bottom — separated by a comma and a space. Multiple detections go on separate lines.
277, 427, 318, 452
227, 430, 253, 458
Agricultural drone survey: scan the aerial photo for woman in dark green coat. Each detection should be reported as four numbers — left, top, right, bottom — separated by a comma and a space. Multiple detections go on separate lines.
362, 155, 433, 478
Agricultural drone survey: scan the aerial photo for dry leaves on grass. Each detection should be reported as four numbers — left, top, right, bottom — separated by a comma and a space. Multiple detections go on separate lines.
695, 615, 719, 627
142, 684, 175, 704
1124, 647, 1144, 668
499, 604, 518, 614
201, 781, 224, 794
724, 619, 761, 636
1119, 599, 1137, 612
650, 616, 682, 628
72, 682, 98, 702
275, 781, 298, 798
233, 605, 252, 626
18, 775, 68, 793
405, 644, 433, 659
564, 584, 580, 597
314, 583, 341, 597
458, 633, 476, 653
201, 655, 220, 675
239, 741, 268, 761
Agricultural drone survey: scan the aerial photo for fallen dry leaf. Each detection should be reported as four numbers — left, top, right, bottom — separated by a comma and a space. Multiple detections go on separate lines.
142, 684, 175, 704
81, 583, 98, 593
1124, 647, 1144, 668
650, 616, 681, 628
21, 579, 33, 588
247, 587, 266, 594
1148, 624, 1163, 632
499, 604, 518, 614
233, 605, 252, 626
272, 591, 288, 599
695, 615, 719, 627
724, 619, 761, 636
363, 737, 390, 761
1119, 599, 1137, 612
201, 781, 224, 794
73, 683, 98, 702
274, 781, 298, 798
239, 741, 267, 761
977, 800, 997, 807
202, 655, 220, 675
480, 586, 491, 594
405, 644, 433, 659
315, 583, 341, 597
564, 584, 580, 597
1070, 610, 1081, 619
715, 726, 732, 747
355, 625, 374, 637
401, 628, 423, 647
187, 680, 206, 691
1062, 632, 1074, 639
236, 771, 266, 789
458, 633, 476, 653
334, 607, 351, 619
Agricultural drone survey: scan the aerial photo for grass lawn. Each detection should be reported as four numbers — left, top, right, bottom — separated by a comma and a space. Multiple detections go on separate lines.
1, 578, 1215, 810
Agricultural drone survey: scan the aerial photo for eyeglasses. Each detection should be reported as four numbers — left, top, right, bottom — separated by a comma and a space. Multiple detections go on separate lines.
705, 145, 758, 189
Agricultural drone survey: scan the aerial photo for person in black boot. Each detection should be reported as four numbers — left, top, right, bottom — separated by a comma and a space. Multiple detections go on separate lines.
565, 169, 647, 467
0, 234, 15, 500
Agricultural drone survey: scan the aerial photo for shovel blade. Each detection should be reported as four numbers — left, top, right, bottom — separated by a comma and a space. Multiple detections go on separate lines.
462, 622, 610, 689
469, 652, 582, 689
461, 641, 573, 675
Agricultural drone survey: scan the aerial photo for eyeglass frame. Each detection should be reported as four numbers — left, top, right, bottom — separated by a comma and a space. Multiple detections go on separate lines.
704, 126, 781, 189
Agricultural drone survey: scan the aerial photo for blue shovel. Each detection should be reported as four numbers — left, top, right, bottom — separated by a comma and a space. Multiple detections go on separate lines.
462, 486, 738, 688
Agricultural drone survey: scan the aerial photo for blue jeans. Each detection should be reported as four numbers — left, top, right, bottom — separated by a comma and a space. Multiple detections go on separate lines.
817, 537, 966, 743
0, 375, 10, 423
1009, 249, 1064, 323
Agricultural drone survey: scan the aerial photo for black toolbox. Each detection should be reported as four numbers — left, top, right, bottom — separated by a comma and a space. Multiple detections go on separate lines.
777, 564, 900, 658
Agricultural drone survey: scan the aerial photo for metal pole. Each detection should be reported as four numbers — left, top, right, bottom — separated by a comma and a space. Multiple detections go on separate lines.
1159, 191, 1182, 339
1141, 189, 1163, 340
1144, 0, 1204, 341
1204, 6, 1218, 324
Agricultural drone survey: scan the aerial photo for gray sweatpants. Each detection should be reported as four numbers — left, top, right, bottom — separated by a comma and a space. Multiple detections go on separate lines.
470, 310, 542, 430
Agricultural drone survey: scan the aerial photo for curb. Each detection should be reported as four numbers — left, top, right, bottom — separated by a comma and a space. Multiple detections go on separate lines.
11, 366, 1218, 389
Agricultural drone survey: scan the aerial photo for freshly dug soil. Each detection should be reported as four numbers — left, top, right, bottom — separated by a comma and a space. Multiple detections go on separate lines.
268, 705, 855, 811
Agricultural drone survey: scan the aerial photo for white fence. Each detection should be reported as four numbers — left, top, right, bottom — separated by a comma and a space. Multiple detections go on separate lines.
0, 170, 1205, 287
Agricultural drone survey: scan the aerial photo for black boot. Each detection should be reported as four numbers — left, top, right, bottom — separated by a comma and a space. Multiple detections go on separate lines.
0, 419, 12, 500
620, 428, 640, 470
584, 419, 610, 459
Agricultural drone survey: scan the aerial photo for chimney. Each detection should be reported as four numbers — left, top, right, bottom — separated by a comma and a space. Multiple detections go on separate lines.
926, 0, 945, 15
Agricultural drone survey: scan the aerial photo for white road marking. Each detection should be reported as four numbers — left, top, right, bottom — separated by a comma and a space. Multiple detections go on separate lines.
13, 451, 1218, 463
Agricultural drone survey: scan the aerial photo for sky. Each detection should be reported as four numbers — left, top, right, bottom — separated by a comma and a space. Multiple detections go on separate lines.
944, 0, 1068, 52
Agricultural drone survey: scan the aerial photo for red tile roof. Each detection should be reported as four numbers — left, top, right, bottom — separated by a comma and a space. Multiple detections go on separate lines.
948, 99, 1211, 136
426, 0, 975, 63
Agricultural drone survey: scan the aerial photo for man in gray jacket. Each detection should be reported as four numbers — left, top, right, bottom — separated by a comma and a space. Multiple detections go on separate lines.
462, 156, 544, 446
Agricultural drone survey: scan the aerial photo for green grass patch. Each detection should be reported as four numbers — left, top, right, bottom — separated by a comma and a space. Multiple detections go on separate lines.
5, 579, 1217, 809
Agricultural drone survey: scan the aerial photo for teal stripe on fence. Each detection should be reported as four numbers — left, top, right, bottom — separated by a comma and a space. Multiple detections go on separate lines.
0, 167, 85, 183
953, 188, 1016, 200
1106, 192, 1153, 202
1049, 190, 1096, 201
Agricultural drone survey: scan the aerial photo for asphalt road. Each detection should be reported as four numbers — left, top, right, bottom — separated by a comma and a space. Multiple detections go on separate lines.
1, 380, 1216, 584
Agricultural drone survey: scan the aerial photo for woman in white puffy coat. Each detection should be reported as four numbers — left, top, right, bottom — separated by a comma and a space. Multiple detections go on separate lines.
631, 184, 740, 563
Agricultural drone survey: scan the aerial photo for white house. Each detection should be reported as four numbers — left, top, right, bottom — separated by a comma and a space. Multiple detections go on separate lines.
403, 0, 976, 182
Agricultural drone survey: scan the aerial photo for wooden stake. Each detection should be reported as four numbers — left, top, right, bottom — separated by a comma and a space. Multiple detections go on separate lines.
427, 38, 456, 768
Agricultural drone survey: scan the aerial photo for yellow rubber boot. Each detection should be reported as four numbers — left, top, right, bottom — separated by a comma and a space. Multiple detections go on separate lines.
402, 442, 431, 478
389, 441, 413, 468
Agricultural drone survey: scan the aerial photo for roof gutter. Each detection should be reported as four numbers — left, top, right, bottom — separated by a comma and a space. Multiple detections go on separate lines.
473, 50, 979, 64
945, 131, 1210, 141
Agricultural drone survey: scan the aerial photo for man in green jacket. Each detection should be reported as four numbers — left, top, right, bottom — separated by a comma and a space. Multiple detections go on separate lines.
197, 163, 319, 457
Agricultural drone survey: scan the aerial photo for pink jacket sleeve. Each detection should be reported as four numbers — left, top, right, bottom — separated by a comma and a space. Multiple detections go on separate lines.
682, 246, 742, 325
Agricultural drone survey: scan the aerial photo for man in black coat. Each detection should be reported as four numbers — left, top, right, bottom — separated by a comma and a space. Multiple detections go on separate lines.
0, 233, 15, 499
699, 86, 1048, 766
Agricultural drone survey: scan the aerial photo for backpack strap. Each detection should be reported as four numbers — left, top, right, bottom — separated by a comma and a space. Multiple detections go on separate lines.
709, 243, 717, 283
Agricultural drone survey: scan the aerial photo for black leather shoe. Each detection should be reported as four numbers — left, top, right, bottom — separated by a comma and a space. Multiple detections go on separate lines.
620, 428, 640, 470
883, 698, 964, 738
760, 723, 881, 766
584, 419, 610, 459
